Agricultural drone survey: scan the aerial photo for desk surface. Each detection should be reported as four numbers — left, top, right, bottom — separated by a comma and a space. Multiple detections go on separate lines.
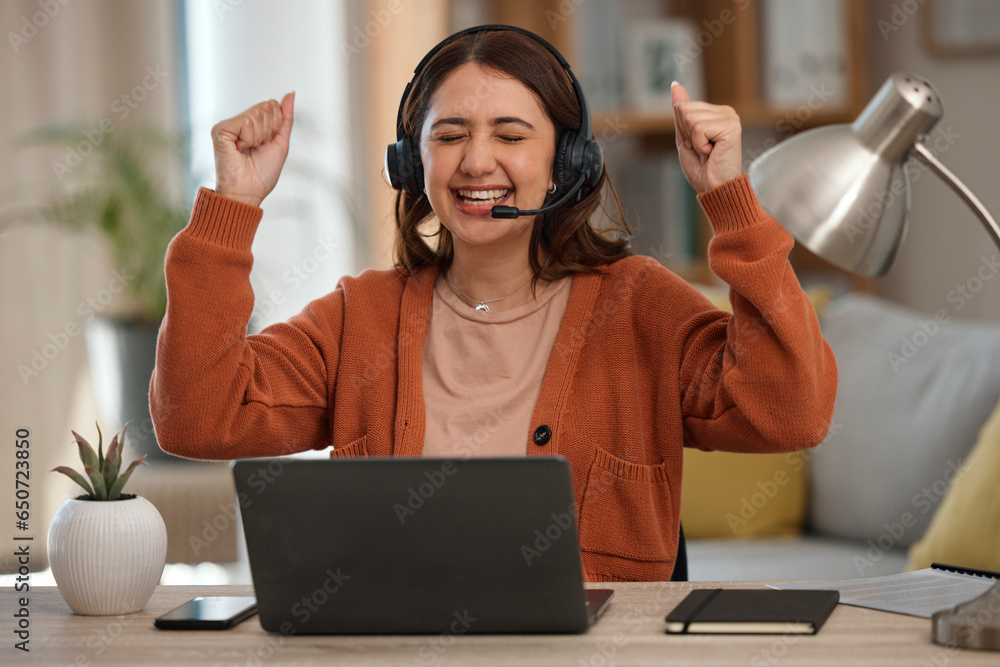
8, 581, 997, 666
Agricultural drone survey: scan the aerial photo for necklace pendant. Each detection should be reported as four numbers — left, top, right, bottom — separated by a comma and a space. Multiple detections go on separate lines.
475, 302, 490, 313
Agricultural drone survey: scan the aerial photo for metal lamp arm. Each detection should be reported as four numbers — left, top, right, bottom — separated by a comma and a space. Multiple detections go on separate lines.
911, 142, 1000, 251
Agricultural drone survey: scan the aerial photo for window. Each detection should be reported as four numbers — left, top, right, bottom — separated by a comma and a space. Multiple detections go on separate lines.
183, 0, 356, 332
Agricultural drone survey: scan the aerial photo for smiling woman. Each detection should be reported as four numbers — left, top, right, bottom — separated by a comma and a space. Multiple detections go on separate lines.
421, 63, 558, 280
149, 24, 838, 583
390, 27, 627, 303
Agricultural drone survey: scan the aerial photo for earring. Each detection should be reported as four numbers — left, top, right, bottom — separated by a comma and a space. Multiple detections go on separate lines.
547, 183, 557, 194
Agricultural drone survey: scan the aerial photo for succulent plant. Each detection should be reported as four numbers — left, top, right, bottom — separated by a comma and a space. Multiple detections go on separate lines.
51, 422, 147, 500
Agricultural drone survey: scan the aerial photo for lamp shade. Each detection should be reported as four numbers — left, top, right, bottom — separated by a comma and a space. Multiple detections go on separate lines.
749, 73, 944, 276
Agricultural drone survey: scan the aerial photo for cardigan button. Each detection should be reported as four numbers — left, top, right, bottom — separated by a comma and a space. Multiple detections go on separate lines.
533, 425, 552, 446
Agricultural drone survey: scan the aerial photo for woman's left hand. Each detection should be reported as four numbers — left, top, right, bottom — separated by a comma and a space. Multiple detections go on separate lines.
670, 82, 742, 194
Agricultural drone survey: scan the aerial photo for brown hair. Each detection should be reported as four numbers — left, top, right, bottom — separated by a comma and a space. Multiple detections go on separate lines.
392, 29, 632, 283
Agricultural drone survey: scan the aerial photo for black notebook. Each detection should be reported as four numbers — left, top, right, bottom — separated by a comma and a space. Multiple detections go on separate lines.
665, 589, 839, 634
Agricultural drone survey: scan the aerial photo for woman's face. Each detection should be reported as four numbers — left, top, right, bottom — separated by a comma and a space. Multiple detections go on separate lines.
420, 62, 557, 255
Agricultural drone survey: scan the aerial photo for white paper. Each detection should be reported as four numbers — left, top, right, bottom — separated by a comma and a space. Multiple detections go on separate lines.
768, 568, 997, 618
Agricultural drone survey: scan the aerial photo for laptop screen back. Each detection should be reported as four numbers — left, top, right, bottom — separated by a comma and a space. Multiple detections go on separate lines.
233, 456, 593, 634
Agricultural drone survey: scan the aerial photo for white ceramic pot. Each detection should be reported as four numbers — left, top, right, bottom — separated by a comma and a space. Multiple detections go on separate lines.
47, 496, 167, 615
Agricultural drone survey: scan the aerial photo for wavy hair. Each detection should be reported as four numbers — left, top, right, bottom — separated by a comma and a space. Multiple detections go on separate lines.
392, 29, 632, 283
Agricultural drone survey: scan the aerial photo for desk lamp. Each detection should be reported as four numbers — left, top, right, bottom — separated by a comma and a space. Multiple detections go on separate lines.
749, 72, 999, 277
748, 72, 1000, 651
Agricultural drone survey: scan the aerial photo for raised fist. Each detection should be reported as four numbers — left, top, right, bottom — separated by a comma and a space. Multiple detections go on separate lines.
211, 92, 295, 207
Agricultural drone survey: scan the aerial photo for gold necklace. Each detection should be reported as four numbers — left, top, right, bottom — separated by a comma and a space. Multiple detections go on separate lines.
443, 272, 533, 313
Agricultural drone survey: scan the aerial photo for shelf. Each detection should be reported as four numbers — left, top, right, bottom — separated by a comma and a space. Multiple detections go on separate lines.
594, 111, 674, 137
594, 105, 864, 139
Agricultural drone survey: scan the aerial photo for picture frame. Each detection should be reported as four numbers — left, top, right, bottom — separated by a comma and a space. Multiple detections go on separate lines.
623, 19, 705, 112
923, 0, 1000, 57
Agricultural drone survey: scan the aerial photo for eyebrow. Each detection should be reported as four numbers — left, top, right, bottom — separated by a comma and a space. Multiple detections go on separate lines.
429, 116, 535, 131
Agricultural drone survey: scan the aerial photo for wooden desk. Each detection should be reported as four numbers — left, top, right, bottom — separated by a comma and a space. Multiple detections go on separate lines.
9, 581, 999, 666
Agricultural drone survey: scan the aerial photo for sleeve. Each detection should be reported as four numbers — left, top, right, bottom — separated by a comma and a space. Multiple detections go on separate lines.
677, 174, 838, 453
148, 188, 335, 460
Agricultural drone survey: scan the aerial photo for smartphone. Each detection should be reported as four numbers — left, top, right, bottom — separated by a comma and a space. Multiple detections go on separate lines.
153, 596, 258, 630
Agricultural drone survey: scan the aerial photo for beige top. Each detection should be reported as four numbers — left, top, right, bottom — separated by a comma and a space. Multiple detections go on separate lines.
421, 272, 573, 458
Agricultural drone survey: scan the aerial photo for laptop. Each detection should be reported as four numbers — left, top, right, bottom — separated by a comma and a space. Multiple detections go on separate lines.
232, 456, 613, 634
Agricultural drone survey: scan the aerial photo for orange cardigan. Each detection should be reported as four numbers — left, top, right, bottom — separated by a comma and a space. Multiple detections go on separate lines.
150, 175, 837, 582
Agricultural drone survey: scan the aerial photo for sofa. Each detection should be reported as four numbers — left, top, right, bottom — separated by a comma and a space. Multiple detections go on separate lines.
683, 290, 1000, 582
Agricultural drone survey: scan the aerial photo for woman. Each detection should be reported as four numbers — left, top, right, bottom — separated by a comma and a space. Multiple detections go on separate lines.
150, 26, 836, 582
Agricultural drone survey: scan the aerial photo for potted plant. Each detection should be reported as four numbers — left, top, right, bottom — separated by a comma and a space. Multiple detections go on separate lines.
47, 422, 167, 615
4, 127, 191, 460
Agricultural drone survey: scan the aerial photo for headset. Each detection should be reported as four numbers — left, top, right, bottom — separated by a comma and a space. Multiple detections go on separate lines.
383, 24, 604, 219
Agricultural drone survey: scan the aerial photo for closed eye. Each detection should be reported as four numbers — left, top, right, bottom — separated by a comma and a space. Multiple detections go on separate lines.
432, 134, 526, 144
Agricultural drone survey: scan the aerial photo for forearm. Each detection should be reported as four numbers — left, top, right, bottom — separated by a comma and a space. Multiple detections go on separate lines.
681, 175, 838, 452
150, 188, 330, 460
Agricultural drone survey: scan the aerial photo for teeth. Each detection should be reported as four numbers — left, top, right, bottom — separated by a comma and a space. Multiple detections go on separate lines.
457, 189, 510, 202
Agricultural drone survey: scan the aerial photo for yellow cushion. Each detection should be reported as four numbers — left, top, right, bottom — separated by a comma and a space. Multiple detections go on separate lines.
681, 449, 808, 538
907, 395, 1000, 571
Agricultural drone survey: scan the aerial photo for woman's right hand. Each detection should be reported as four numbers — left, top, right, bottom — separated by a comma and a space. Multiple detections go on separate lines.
211, 91, 295, 208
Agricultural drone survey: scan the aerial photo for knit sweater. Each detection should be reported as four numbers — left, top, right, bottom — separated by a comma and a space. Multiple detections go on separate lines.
150, 174, 837, 582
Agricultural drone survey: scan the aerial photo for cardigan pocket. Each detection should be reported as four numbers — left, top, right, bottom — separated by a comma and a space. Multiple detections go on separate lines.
329, 434, 370, 458
577, 446, 676, 562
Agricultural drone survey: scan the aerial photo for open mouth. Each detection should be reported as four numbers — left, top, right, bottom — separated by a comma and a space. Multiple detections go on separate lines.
453, 188, 512, 206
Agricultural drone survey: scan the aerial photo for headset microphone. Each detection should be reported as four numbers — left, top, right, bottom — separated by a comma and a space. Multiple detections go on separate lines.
490, 171, 589, 219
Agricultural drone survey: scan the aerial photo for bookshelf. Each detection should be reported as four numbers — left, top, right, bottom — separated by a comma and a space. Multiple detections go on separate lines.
450, 0, 869, 133
442, 0, 871, 288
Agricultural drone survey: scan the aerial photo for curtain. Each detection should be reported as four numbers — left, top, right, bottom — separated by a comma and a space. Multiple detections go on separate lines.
183, 0, 356, 333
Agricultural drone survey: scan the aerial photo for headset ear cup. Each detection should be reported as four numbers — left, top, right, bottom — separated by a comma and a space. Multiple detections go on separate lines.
553, 131, 604, 197
406, 137, 424, 196
553, 130, 578, 192
385, 141, 400, 190
583, 138, 604, 190
386, 136, 425, 196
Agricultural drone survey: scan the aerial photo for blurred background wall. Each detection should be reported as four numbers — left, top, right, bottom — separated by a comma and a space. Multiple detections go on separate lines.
866, 0, 1000, 320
